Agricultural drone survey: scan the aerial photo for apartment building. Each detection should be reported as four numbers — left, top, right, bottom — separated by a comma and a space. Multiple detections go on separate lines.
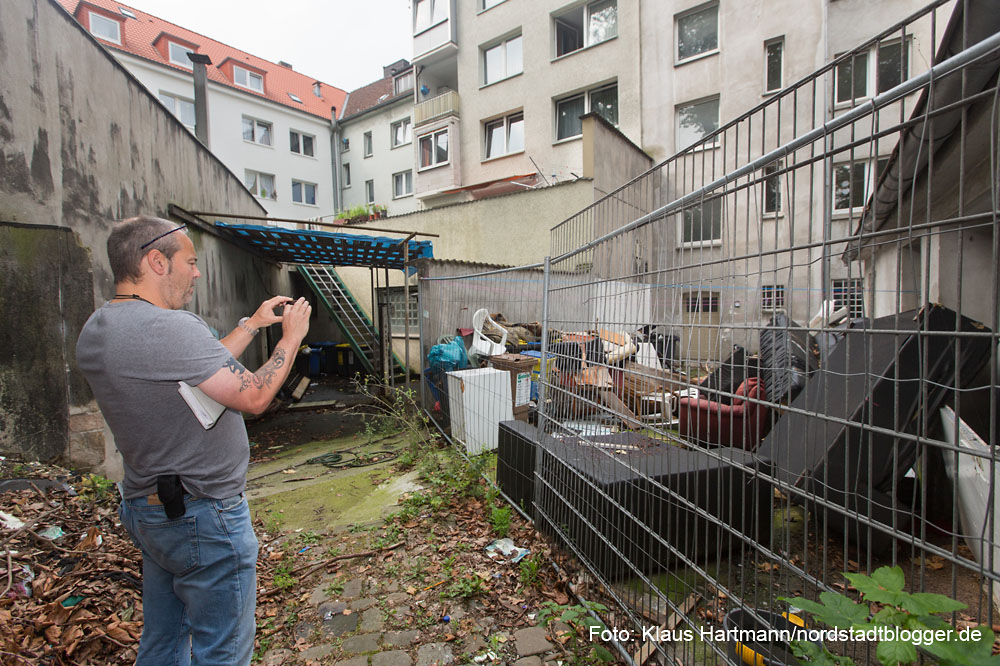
410, 0, 640, 207
337, 60, 421, 217
58, 0, 347, 224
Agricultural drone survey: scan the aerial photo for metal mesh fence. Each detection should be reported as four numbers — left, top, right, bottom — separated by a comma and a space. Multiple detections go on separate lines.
419, 1, 1000, 663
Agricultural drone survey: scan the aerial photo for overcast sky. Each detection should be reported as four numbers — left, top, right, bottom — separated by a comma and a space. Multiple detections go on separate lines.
121, 0, 414, 92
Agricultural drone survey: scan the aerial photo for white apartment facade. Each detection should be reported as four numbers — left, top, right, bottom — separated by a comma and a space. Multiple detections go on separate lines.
60, 0, 347, 225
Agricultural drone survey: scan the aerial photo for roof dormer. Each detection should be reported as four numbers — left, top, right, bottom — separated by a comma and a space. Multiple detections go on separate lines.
153, 32, 200, 69
76, 3, 125, 46
218, 57, 266, 94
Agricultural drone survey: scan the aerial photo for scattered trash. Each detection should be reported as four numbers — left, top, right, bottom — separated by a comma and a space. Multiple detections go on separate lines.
298, 546, 310, 554
37, 525, 65, 540
485, 538, 530, 563
473, 651, 498, 663
0, 511, 25, 530
4, 564, 35, 598
61, 595, 85, 608
441, 614, 450, 623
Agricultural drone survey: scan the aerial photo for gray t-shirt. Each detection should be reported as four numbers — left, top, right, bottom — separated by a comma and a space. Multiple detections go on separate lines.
77, 300, 249, 500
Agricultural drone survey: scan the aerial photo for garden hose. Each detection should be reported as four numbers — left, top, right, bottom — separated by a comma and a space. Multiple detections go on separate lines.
306, 449, 398, 468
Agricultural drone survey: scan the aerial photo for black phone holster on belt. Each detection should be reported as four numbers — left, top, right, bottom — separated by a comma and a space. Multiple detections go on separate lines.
157, 474, 187, 519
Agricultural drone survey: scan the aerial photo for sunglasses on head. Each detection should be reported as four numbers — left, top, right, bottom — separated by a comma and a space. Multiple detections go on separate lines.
140, 224, 187, 250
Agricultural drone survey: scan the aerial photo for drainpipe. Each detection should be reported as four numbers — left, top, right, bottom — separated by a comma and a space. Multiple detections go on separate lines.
330, 105, 342, 214
188, 53, 212, 147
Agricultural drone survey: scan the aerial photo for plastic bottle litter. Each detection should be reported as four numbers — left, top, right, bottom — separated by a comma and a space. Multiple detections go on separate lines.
484, 538, 530, 563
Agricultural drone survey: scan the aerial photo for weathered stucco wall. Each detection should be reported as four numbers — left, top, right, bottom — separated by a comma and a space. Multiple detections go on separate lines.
0, 0, 292, 474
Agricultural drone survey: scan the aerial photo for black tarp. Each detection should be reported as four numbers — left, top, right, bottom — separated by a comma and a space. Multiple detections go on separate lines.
758, 314, 818, 403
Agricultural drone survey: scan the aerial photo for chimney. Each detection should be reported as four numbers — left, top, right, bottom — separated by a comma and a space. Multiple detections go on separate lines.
188, 52, 212, 147
278, 61, 293, 69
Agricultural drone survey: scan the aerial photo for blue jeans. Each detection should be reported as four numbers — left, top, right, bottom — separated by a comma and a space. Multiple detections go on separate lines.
120, 493, 258, 666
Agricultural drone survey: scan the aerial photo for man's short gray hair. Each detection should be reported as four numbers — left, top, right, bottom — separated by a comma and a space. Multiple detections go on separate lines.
108, 216, 184, 283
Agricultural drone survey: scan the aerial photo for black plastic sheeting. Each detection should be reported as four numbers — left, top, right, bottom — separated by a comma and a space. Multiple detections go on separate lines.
757, 314, 818, 404
758, 305, 993, 553
699, 346, 760, 403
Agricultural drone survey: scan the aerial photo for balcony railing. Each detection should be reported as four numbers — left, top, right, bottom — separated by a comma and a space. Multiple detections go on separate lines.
414, 90, 459, 127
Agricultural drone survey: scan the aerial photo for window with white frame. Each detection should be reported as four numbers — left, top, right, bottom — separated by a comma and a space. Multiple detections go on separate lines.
88, 12, 121, 44
168, 42, 193, 68
365, 179, 375, 204
394, 71, 414, 95
342, 138, 350, 152
763, 161, 781, 213
419, 129, 449, 168
483, 34, 522, 85
681, 197, 722, 244
683, 291, 720, 313
675, 96, 719, 149
245, 170, 276, 199
391, 118, 412, 148
835, 39, 909, 105
343, 163, 351, 188
482, 0, 505, 10
764, 37, 783, 93
555, 83, 617, 141
233, 65, 263, 92
380, 288, 419, 330
676, 2, 718, 63
158, 92, 195, 128
292, 180, 317, 205
393, 170, 413, 198
761, 285, 786, 310
554, 0, 617, 58
485, 112, 524, 159
289, 130, 315, 157
833, 157, 888, 212
363, 131, 373, 157
832, 278, 864, 318
242, 117, 272, 146
414, 0, 448, 33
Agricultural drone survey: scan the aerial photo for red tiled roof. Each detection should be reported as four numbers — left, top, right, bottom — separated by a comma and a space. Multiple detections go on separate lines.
58, 0, 346, 121
341, 71, 413, 120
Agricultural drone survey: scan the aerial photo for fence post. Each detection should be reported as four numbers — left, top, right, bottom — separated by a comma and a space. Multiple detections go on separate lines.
538, 256, 552, 432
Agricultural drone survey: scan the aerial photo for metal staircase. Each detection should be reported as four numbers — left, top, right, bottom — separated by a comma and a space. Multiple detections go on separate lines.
298, 264, 406, 378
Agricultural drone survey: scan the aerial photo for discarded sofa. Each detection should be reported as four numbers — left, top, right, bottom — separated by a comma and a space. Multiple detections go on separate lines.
678, 377, 769, 450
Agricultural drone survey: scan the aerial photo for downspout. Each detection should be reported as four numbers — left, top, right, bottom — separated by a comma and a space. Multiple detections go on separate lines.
330, 105, 342, 214
821, 0, 831, 306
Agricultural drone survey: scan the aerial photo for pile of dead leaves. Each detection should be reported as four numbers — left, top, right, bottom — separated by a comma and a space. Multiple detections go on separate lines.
0, 486, 143, 664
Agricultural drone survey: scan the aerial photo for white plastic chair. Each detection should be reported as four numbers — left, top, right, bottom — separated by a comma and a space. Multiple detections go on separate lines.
470, 308, 507, 359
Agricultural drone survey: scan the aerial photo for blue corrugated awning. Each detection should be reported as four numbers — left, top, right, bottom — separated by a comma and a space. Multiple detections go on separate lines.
213, 222, 433, 271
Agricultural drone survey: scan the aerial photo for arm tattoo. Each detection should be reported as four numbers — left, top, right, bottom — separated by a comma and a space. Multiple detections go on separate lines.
234, 347, 287, 392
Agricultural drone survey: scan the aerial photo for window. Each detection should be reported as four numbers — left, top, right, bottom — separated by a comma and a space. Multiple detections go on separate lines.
419, 129, 449, 168
676, 3, 718, 62
414, 0, 448, 33
88, 12, 121, 44
343, 164, 351, 188
483, 34, 522, 85
833, 158, 887, 212
167, 42, 193, 68
119, 7, 136, 19
684, 292, 720, 313
835, 52, 869, 104
365, 179, 375, 205
482, 0, 505, 10
556, 83, 617, 141
765, 38, 783, 93
681, 197, 722, 244
158, 92, 195, 128
313, 82, 322, 97
242, 117, 272, 146
233, 65, 263, 92
289, 131, 315, 157
288, 93, 303, 104
877, 40, 909, 93
342, 138, 350, 152
554, 0, 617, 58
761, 285, 786, 310
393, 170, 413, 198
363, 131, 373, 157
763, 161, 781, 213
394, 71, 414, 95
245, 170, 276, 199
832, 279, 864, 318
292, 180, 317, 205
391, 118, 412, 148
485, 112, 524, 159
676, 96, 719, 149
381, 288, 419, 330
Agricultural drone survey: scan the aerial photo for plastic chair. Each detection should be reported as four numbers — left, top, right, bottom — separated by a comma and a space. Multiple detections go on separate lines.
470, 308, 507, 359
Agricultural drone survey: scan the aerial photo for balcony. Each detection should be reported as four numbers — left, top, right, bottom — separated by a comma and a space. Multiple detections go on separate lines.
414, 90, 460, 128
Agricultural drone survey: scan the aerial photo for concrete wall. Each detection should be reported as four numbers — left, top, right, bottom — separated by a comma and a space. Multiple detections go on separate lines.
0, 0, 292, 474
